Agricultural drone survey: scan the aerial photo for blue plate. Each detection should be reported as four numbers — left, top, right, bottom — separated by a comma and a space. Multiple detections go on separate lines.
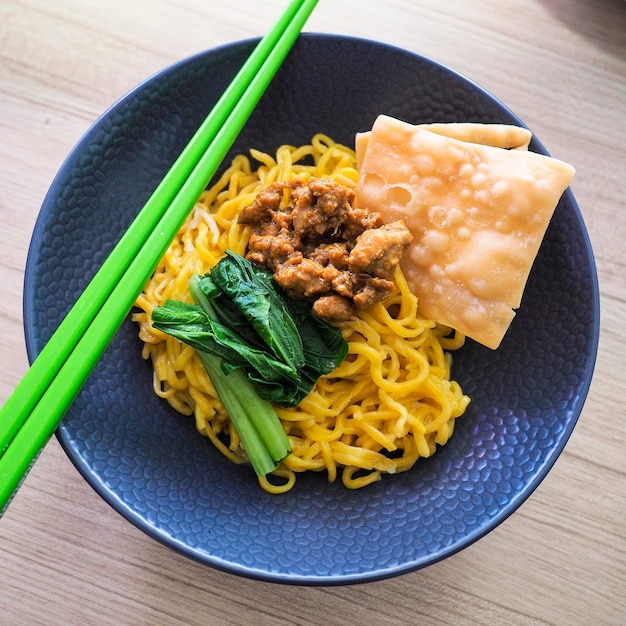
23, 34, 599, 584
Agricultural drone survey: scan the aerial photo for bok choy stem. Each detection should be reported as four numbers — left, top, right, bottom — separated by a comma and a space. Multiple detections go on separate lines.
195, 351, 283, 477
188, 274, 291, 474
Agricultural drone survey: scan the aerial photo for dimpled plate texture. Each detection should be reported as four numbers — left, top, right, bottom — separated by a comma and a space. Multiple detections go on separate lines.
23, 34, 599, 585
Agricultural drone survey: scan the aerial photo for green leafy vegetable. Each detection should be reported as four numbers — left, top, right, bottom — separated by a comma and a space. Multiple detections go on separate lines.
150, 251, 348, 477
187, 253, 348, 406
207, 250, 305, 369
286, 297, 349, 375
151, 301, 296, 382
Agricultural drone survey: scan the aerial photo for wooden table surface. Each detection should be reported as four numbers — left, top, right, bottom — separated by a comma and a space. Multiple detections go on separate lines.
1, 1, 624, 624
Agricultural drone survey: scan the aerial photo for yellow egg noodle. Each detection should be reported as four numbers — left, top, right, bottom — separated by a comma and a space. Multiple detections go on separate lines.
133, 135, 470, 493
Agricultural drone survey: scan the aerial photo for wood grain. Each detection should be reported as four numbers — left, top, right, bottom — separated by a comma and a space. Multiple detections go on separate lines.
1, 1, 624, 624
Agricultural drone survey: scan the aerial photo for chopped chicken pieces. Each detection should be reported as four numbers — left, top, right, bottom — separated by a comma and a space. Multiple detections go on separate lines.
238, 177, 412, 322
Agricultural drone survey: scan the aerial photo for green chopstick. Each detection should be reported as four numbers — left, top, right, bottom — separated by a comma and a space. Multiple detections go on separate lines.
0, 0, 310, 457
0, 0, 318, 514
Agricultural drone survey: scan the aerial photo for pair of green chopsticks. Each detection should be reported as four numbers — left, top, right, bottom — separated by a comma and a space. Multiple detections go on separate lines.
0, 0, 319, 514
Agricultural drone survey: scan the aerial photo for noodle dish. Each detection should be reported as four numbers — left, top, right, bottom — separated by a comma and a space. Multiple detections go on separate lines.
23, 35, 599, 583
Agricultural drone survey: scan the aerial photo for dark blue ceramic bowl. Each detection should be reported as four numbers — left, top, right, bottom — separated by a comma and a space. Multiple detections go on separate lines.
23, 34, 599, 584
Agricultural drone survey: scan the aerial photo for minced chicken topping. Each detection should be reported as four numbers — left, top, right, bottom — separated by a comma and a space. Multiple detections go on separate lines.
238, 177, 412, 322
